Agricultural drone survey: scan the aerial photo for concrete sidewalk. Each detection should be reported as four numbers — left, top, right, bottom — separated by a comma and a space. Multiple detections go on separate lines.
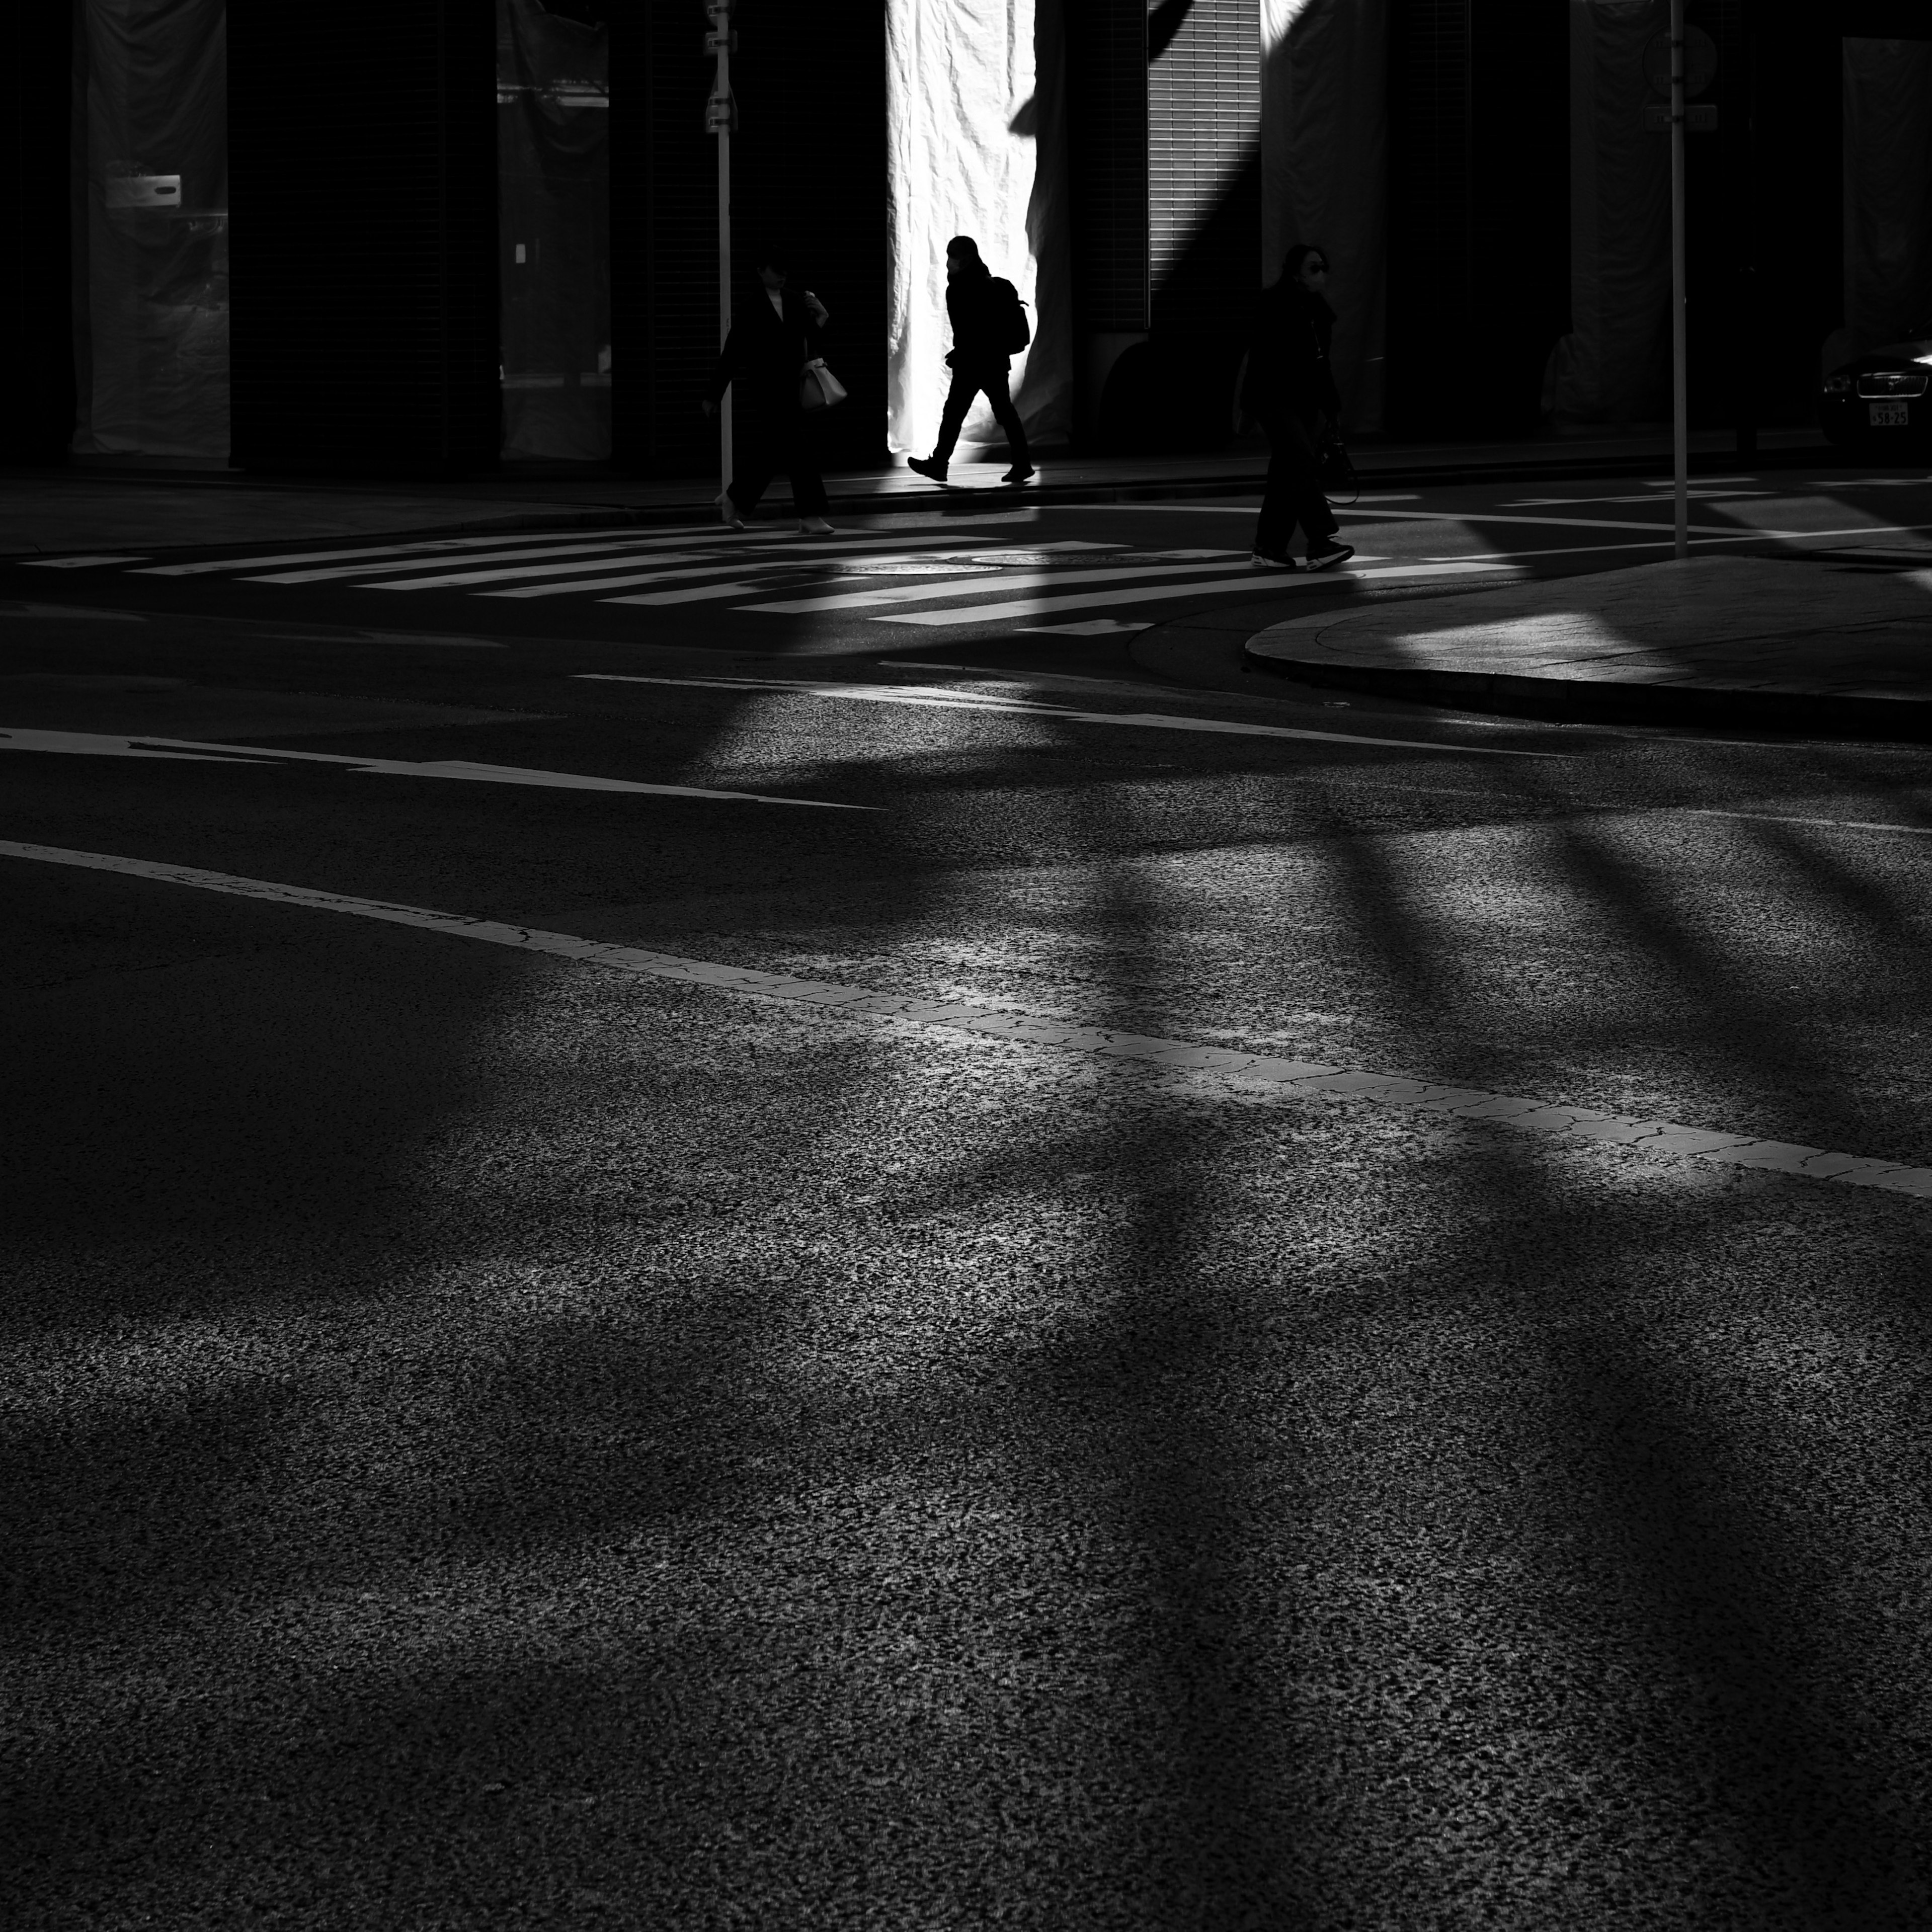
0, 426, 1828, 560
1242, 554, 1932, 739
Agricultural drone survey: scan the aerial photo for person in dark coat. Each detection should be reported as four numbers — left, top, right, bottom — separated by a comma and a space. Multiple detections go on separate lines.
907, 236, 1034, 486
1245, 245, 1354, 572
703, 247, 835, 533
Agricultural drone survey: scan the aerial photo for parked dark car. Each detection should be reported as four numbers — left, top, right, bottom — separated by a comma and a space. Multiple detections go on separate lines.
1820, 323, 1932, 451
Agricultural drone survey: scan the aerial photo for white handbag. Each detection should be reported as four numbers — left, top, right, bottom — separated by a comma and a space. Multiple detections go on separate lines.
798, 358, 848, 411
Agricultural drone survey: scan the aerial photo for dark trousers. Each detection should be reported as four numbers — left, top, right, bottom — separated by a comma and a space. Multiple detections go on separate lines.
932, 362, 1029, 466
728, 403, 828, 518
1254, 407, 1339, 558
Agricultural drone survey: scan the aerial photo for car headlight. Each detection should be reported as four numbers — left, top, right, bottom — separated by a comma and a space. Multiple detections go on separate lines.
1823, 373, 1854, 394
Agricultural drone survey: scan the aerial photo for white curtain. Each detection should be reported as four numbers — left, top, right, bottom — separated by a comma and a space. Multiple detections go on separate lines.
1547, 0, 1670, 425
72, 0, 230, 458
1842, 38, 1932, 356
884, 0, 1073, 456
1259, 0, 1388, 433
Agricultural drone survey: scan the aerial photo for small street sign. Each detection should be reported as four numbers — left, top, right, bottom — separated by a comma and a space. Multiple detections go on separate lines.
1645, 26, 1717, 98
1643, 103, 1719, 131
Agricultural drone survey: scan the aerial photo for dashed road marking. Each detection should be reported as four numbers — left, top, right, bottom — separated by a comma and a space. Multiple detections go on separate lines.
5, 839, 1925, 1202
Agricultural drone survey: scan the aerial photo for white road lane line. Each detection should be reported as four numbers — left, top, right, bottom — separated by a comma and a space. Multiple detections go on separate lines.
1684, 808, 1932, 838
0, 729, 872, 809
868, 558, 1528, 625
1, 603, 149, 622
569, 673, 1566, 756
245, 538, 702, 586
6, 838, 1924, 1201
129, 526, 721, 576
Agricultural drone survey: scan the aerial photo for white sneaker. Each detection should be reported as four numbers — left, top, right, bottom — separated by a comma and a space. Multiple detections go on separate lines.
718, 493, 747, 531
798, 516, 835, 535
1249, 551, 1297, 571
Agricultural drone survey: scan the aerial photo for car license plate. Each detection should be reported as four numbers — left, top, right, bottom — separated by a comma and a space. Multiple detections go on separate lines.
1870, 400, 1910, 427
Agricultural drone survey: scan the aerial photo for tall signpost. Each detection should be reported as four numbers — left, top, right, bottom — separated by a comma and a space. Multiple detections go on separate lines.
706, 2, 735, 504
1669, 0, 1688, 558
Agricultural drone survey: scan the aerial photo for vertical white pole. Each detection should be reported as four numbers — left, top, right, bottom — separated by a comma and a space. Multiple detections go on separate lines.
714, 18, 733, 503
1670, 0, 1688, 559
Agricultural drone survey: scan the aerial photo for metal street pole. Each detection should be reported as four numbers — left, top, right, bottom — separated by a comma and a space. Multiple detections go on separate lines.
1670, 0, 1688, 558
706, 2, 735, 505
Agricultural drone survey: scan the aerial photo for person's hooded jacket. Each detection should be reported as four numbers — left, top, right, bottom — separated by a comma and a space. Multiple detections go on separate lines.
1243, 280, 1342, 422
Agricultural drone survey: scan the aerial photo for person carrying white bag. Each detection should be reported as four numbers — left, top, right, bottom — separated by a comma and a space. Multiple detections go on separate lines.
702, 245, 845, 535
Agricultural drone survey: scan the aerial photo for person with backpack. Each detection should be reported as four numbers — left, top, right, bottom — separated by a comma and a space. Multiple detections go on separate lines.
907, 236, 1035, 486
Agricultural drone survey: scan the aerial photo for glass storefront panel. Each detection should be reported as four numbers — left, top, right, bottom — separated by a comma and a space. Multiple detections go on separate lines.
498, 0, 611, 462
72, 0, 229, 458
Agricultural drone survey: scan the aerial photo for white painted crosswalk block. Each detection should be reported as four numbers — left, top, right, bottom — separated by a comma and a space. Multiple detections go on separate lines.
17, 522, 1528, 636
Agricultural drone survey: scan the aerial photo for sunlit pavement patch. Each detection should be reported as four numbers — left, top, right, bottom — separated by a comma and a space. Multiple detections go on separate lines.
570, 674, 1568, 758
6, 839, 1928, 1203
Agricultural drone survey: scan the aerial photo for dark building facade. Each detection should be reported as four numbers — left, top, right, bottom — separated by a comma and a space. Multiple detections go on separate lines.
4, 0, 1928, 477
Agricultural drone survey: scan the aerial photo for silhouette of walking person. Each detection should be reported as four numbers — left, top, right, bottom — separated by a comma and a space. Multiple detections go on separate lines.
703, 246, 836, 535
1245, 244, 1355, 572
907, 237, 1034, 487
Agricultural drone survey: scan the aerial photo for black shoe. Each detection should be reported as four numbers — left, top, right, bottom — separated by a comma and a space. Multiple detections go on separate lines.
1249, 550, 1298, 572
908, 456, 948, 484
1002, 463, 1035, 485
1306, 541, 1356, 572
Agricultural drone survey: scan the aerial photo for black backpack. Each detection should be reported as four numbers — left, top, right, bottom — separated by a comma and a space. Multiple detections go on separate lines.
988, 277, 1031, 355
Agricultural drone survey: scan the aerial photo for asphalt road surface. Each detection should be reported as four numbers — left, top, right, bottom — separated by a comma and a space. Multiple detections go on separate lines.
8, 471, 1932, 1929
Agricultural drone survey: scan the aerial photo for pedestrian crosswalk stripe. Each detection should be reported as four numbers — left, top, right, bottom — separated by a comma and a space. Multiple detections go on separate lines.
492, 542, 1016, 603
609, 580, 789, 606
244, 536, 700, 585
130, 525, 722, 576
744, 556, 1277, 616
357, 551, 717, 591
867, 558, 1521, 625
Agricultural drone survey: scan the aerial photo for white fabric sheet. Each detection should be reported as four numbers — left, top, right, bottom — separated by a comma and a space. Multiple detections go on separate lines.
1548, 0, 1670, 425
884, 0, 1072, 455
1843, 38, 1932, 355
1260, 0, 1388, 433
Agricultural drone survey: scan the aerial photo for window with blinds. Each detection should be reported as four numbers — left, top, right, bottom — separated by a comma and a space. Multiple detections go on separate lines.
1148, 0, 1259, 294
